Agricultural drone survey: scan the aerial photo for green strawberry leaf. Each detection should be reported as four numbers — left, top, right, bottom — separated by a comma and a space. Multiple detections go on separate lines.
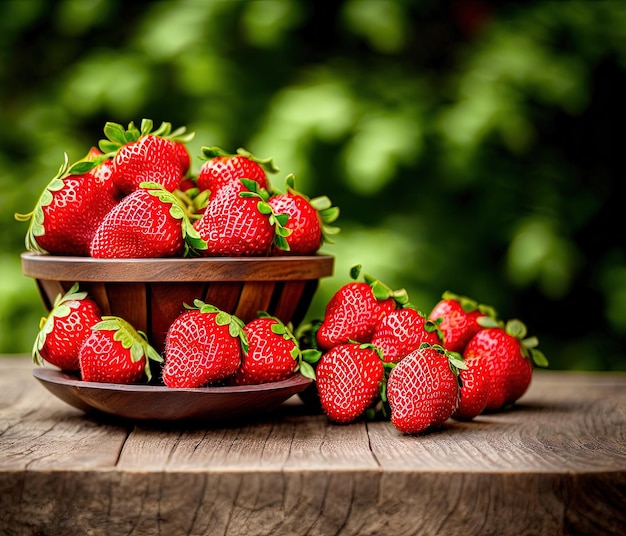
298, 360, 316, 380
529, 348, 549, 368
505, 319, 528, 340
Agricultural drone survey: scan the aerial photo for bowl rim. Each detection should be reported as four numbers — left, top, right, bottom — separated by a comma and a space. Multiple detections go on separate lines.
21, 251, 334, 282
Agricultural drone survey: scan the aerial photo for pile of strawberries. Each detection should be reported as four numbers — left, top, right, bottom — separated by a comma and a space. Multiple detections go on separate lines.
21, 118, 549, 435
16, 119, 339, 258
302, 266, 548, 434
33, 283, 319, 388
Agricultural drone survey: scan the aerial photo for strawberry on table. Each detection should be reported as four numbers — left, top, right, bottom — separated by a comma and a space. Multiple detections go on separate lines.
429, 291, 499, 353
32, 283, 102, 371
196, 146, 278, 200
79, 315, 162, 384
316, 265, 409, 351
267, 174, 340, 255
315, 343, 385, 424
232, 313, 318, 385
463, 319, 548, 412
451, 357, 491, 421
15, 152, 121, 256
386, 343, 465, 435
194, 178, 290, 256
89, 182, 206, 258
98, 119, 194, 195
162, 300, 247, 388
371, 306, 442, 363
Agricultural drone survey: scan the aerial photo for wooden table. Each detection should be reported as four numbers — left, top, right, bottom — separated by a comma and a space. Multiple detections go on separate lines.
1, 356, 625, 535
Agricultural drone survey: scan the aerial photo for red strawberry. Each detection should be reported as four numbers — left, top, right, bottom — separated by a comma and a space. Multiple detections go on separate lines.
194, 178, 290, 256
162, 300, 246, 388
15, 153, 121, 256
232, 314, 317, 385
196, 146, 278, 200
79, 316, 162, 384
32, 283, 102, 371
89, 182, 206, 258
386, 343, 465, 435
429, 291, 498, 353
315, 343, 384, 423
371, 307, 442, 363
316, 265, 408, 351
463, 319, 548, 412
98, 119, 194, 195
267, 174, 340, 255
451, 357, 490, 421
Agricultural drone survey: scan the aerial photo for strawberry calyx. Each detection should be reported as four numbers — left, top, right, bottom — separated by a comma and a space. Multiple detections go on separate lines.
238, 178, 292, 251
504, 319, 549, 368
257, 311, 320, 380
139, 182, 207, 256
200, 146, 280, 175
96, 118, 194, 160
350, 264, 410, 307
90, 315, 163, 381
418, 342, 467, 376
32, 282, 88, 365
284, 174, 341, 245
185, 299, 248, 353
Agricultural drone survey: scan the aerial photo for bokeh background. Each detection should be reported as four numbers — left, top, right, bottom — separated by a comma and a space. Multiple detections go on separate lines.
1, 0, 625, 370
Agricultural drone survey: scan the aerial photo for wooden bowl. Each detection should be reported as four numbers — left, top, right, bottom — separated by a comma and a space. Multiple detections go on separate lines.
33, 367, 312, 421
21, 252, 334, 352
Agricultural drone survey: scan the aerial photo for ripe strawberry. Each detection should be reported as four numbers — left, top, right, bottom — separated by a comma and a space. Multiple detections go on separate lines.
429, 291, 498, 353
194, 178, 290, 256
451, 357, 490, 421
316, 265, 409, 351
386, 343, 465, 435
15, 152, 121, 256
463, 319, 548, 412
267, 174, 340, 255
32, 283, 102, 371
315, 343, 384, 423
162, 300, 246, 388
196, 146, 278, 200
89, 182, 206, 258
370, 306, 442, 363
98, 119, 194, 195
232, 314, 318, 385
79, 316, 162, 384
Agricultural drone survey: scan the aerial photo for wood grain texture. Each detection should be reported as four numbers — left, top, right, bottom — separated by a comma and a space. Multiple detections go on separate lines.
1, 356, 625, 535
21, 252, 335, 282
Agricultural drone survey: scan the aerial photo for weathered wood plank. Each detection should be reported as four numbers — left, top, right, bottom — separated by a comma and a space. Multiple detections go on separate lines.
1, 357, 625, 536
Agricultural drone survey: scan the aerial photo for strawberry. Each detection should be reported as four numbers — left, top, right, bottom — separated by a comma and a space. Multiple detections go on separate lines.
32, 283, 102, 371
267, 174, 340, 255
89, 182, 206, 258
370, 306, 442, 363
79, 315, 162, 384
194, 178, 290, 256
98, 119, 194, 195
451, 356, 490, 421
315, 343, 384, 423
196, 146, 278, 200
316, 265, 409, 351
162, 300, 247, 388
15, 152, 121, 256
429, 290, 498, 353
386, 343, 465, 435
463, 319, 548, 412
232, 313, 318, 385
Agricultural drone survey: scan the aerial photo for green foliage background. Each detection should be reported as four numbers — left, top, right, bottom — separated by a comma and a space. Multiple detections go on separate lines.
1, 0, 625, 370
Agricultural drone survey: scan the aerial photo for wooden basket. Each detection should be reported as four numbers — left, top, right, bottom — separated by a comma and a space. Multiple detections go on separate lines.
21, 252, 334, 352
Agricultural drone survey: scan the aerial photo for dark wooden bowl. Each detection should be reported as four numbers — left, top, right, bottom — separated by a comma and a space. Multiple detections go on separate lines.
33, 367, 312, 421
21, 252, 334, 352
